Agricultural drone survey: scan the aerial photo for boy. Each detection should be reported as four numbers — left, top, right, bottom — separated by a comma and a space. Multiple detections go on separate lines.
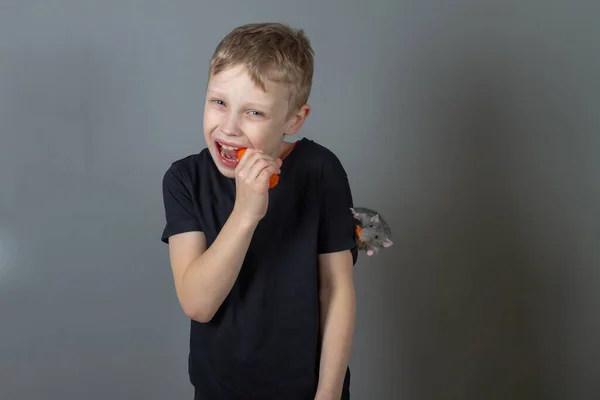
161, 22, 357, 400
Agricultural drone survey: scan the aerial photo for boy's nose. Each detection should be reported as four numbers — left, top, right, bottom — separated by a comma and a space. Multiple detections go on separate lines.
220, 113, 242, 136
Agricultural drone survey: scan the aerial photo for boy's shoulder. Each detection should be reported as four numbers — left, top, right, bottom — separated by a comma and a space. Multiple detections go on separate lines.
290, 138, 351, 192
162, 148, 213, 185
164, 148, 211, 174
292, 138, 349, 181
295, 137, 343, 161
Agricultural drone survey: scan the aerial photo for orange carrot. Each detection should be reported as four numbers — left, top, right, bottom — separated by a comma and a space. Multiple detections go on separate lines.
237, 148, 279, 188
355, 225, 364, 243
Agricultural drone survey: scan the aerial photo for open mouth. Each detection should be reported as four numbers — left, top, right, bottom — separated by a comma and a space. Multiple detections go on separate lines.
215, 141, 244, 166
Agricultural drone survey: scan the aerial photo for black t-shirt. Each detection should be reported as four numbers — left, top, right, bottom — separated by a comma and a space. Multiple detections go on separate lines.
161, 138, 357, 400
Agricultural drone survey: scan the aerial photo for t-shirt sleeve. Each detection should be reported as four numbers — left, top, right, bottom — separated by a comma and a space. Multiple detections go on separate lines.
161, 163, 203, 243
317, 154, 358, 263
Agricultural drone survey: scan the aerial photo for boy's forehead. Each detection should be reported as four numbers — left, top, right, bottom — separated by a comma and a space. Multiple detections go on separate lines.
207, 66, 289, 105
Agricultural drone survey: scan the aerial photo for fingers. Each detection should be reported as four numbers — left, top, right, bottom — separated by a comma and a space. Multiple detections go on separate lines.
246, 157, 280, 182
258, 165, 279, 185
236, 150, 266, 179
236, 148, 261, 174
236, 149, 280, 184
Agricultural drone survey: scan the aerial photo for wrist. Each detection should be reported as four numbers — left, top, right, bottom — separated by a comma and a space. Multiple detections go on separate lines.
314, 387, 339, 400
229, 207, 260, 231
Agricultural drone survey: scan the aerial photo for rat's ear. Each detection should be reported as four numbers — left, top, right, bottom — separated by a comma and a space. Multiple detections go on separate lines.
370, 214, 380, 223
383, 239, 393, 247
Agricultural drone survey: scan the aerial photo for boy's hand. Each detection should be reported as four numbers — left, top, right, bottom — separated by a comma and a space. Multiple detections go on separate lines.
233, 148, 282, 224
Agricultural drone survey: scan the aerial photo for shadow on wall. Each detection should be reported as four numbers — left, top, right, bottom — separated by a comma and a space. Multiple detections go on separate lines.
395, 22, 575, 400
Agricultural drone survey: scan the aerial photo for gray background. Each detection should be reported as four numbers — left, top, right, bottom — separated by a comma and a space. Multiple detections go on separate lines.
1, 1, 598, 399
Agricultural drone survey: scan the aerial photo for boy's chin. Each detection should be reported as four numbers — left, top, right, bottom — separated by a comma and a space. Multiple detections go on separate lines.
213, 159, 237, 178
209, 146, 238, 178
217, 167, 236, 179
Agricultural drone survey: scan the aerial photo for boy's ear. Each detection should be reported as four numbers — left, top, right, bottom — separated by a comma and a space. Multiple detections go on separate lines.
284, 104, 311, 135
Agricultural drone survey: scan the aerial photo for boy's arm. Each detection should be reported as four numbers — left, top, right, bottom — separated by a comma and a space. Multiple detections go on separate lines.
315, 249, 356, 400
314, 152, 358, 399
168, 209, 257, 323
162, 150, 280, 323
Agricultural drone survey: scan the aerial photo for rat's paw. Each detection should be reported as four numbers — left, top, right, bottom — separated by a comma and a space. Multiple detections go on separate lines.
367, 249, 375, 256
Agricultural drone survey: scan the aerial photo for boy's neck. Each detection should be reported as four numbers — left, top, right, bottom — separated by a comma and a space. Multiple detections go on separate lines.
278, 139, 297, 160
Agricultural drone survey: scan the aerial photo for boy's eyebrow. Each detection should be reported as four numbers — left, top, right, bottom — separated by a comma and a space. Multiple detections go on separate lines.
244, 101, 272, 110
206, 88, 225, 97
207, 90, 272, 110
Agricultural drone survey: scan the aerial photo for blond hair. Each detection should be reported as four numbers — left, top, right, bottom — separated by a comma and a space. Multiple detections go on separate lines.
209, 22, 314, 118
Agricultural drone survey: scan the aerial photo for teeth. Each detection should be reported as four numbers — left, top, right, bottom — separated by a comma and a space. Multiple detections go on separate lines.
220, 144, 240, 162
220, 144, 239, 150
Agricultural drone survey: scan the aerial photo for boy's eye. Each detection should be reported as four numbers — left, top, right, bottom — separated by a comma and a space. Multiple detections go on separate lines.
212, 100, 225, 106
248, 111, 264, 117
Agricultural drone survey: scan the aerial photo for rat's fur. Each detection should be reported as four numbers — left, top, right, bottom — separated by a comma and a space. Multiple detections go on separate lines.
351, 207, 393, 256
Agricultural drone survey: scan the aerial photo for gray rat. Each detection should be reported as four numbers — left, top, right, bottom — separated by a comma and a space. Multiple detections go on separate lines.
350, 207, 393, 256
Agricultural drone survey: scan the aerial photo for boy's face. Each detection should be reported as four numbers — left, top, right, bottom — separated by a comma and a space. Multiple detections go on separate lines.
203, 64, 309, 178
